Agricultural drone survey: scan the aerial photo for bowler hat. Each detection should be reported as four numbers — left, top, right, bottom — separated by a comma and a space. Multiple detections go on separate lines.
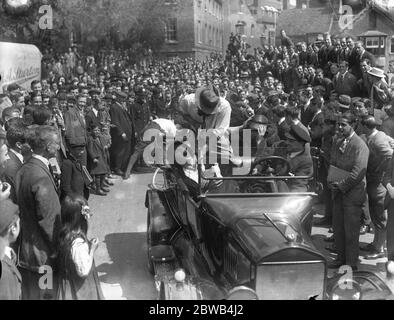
0, 200, 19, 235
195, 86, 220, 115
249, 114, 269, 126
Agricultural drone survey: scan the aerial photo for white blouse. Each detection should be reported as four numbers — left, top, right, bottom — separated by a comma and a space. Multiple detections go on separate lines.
71, 237, 93, 278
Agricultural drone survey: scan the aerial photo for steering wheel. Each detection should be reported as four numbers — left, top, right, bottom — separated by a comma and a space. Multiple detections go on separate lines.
251, 156, 291, 176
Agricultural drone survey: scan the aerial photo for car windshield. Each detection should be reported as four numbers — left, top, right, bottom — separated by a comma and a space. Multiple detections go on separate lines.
235, 218, 299, 256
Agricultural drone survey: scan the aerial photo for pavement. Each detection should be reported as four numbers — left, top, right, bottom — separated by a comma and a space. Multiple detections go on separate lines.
88, 172, 157, 300
89, 173, 394, 299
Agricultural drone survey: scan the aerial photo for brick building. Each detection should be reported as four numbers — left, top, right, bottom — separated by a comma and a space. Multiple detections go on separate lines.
158, 0, 225, 59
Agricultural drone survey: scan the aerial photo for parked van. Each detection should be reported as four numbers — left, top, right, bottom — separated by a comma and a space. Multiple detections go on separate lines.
0, 42, 42, 93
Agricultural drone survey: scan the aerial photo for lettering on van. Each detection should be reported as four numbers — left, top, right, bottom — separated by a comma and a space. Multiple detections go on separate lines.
3, 66, 41, 84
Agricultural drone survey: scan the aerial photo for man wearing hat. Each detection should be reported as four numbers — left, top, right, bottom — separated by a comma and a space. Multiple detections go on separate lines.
284, 124, 313, 192
85, 88, 102, 134
337, 94, 352, 113
64, 94, 88, 166
109, 91, 135, 176
0, 199, 21, 300
195, 85, 232, 173
328, 112, 369, 270
368, 67, 392, 111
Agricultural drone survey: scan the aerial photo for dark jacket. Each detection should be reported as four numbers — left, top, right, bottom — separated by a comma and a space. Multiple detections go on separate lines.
110, 102, 134, 141
310, 112, 325, 148
288, 148, 313, 192
0, 253, 22, 300
60, 157, 90, 200
87, 135, 108, 175
15, 157, 61, 272
64, 107, 87, 147
333, 72, 359, 97
85, 108, 101, 133
2, 150, 23, 204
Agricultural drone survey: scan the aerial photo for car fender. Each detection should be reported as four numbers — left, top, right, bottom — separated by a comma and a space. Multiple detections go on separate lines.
146, 189, 179, 245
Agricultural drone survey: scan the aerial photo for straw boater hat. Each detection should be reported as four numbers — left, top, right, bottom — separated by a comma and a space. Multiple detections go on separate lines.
195, 85, 220, 115
367, 67, 385, 78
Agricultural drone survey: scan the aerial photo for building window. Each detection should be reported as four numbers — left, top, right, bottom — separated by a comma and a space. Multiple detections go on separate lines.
165, 18, 177, 42
391, 36, 394, 54
197, 20, 202, 43
365, 36, 384, 48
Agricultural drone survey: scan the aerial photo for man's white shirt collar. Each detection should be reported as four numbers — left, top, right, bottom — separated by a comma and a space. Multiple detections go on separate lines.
9, 148, 24, 164
32, 154, 50, 167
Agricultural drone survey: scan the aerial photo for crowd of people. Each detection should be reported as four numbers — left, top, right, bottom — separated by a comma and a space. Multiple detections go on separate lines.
1, 29, 394, 299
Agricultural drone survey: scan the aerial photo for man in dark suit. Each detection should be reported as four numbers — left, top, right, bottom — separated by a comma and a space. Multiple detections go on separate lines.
64, 94, 88, 166
15, 125, 61, 300
285, 125, 313, 192
85, 88, 102, 133
359, 116, 392, 259
109, 91, 135, 176
333, 61, 360, 97
312, 68, 334, 100
353, 41, 376, 80
3, 124, 26, 203
309, 97, 325, 148
272, 105, 290, 141
346, 37, 358, 73
328, 113, 369, 270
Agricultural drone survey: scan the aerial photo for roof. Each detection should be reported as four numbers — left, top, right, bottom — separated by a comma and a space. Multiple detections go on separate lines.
370, 0, 394, 24
359, 30, 388, 37
276, 7, 333, 37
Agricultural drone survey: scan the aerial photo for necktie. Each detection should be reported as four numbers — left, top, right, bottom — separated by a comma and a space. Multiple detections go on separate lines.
48, 164, 60, 190
339, 138, 348, 153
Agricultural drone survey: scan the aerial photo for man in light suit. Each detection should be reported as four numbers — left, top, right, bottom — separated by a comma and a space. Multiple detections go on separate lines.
360, 116, 393, 259
16, 126, 61, 300
328, 113, 369, 270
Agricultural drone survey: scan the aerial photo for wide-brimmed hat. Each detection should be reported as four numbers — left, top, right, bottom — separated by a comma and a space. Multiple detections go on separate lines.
367, 67, 385, 78
195, 86, 220, 115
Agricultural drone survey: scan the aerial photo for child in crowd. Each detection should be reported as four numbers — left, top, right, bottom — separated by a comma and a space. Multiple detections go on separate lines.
87, 125, 110, 196
57, 195, 103, 300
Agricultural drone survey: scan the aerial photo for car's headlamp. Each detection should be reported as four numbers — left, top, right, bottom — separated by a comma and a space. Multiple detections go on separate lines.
226, 286, 258, 300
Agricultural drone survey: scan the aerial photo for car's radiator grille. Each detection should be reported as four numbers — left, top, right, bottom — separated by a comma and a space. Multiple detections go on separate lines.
224, 245, 238, 280
256, 262, 325, 300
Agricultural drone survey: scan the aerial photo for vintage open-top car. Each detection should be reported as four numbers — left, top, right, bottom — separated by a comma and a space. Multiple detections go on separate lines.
145, 155, 394, 300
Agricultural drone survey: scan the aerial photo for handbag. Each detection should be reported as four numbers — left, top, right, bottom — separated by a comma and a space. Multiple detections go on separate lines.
81, 165, 94, 186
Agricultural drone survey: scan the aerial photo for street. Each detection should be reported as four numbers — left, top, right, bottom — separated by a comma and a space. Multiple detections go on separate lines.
89, 172, 394, 300
88, 173, 157, 300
